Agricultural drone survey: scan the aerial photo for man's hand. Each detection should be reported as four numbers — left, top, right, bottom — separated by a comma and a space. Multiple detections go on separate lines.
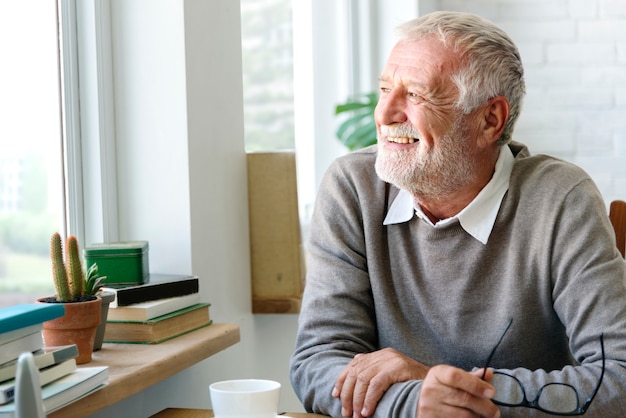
417, 366, 500, 418
332, 348, 430, 417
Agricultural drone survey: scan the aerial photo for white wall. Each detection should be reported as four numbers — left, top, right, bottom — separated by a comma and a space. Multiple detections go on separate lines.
110, 0, 191, 274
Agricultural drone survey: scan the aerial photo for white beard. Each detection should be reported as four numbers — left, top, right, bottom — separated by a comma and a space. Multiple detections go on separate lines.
375, 118, 478, 199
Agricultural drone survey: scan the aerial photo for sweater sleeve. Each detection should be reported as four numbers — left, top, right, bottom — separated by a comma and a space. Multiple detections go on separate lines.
289, 153, 422, 417
493, 174, 626, 417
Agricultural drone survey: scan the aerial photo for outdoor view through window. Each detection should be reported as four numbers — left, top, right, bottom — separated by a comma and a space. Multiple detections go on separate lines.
241, 0, 295, 151
0, 1, 63, 308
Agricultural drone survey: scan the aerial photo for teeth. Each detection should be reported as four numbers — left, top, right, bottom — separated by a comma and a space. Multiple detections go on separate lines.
387, 136, 416, 144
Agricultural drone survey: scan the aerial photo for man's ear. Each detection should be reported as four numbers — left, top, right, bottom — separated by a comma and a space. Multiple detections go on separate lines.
478, 96, 510, 147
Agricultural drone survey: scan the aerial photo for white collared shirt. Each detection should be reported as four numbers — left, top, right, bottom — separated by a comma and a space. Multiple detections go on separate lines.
382, 146, 515, 244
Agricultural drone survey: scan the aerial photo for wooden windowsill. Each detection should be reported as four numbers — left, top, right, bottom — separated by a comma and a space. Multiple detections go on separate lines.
48, 323, 240, 418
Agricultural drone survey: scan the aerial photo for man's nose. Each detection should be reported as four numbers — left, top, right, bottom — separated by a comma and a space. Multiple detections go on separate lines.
375, 91, 408, 126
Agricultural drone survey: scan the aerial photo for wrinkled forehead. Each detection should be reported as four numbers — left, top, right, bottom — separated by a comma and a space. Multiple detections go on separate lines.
380, 37, 461, 96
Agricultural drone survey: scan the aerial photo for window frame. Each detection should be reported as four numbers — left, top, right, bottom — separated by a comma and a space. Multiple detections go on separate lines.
61, 0, 119, 246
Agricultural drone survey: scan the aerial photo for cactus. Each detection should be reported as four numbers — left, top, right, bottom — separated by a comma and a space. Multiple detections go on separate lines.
66, 236, 85, 298
50, 232, 72, 302
50, 232, 106, 302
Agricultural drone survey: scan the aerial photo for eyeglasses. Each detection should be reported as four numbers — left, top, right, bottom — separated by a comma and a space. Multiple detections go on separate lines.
482, 319, 605, 416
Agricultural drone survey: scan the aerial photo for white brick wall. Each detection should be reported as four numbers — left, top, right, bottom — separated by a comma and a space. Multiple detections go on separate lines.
431, 0, 626, 206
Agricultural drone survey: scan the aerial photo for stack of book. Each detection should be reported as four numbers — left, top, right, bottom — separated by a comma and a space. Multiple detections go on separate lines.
103, 274, 212, 344
0, 304, 108, 416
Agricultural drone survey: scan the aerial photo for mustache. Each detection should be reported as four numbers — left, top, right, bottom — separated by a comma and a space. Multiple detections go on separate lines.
379, 123, 420, 139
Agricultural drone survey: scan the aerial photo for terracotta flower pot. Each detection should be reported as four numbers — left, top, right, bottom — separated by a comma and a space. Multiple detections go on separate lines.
37, 296, 102, 364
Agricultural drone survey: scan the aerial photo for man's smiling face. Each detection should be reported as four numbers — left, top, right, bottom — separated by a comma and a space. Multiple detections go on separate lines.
374, 36, 483, 198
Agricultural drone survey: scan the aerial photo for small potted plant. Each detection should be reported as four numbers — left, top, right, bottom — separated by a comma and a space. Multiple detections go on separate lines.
37, 232, 107, 364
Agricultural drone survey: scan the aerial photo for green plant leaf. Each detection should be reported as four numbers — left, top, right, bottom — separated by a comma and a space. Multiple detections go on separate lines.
344, 120, 377, 151
336, 111, 373, 141
85, 263, 107, 296
335, 101, 372, 114
334, 91, 378, 150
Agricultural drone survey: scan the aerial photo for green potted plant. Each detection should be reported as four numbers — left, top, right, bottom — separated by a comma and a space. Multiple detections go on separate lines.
37, 232, 107, 364
335, 91, 378, 151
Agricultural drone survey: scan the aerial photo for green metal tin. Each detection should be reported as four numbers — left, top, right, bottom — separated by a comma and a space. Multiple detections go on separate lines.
84, 241, 149, 286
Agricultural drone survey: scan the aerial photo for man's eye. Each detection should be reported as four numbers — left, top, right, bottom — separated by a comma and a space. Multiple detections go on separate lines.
380, 87, 391, 94
408, 92, 429, 103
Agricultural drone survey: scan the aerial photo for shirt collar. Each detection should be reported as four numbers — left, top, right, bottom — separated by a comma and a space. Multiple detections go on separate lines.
383, 145, 515, 244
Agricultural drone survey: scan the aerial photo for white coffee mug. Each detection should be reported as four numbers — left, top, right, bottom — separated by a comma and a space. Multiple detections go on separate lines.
209, 379, 281, 418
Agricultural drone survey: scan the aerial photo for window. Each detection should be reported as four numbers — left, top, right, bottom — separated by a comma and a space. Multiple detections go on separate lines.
0, 1, 65, 307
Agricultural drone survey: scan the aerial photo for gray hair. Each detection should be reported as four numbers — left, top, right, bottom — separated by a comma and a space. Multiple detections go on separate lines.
396, 11, 526, 144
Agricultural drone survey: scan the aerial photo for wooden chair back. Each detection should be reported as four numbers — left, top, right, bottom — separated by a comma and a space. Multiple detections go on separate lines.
609, 200, 626, 258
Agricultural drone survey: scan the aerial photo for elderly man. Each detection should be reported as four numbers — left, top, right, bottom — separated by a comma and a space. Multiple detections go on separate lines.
290, 11, 626, 418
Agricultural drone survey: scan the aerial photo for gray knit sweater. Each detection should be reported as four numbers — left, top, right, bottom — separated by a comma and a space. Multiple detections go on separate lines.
290, 142, 626, 417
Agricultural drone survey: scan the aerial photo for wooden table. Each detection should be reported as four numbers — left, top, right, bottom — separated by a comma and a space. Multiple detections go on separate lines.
48, 323, 240, 418
152, 408, 329, 417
